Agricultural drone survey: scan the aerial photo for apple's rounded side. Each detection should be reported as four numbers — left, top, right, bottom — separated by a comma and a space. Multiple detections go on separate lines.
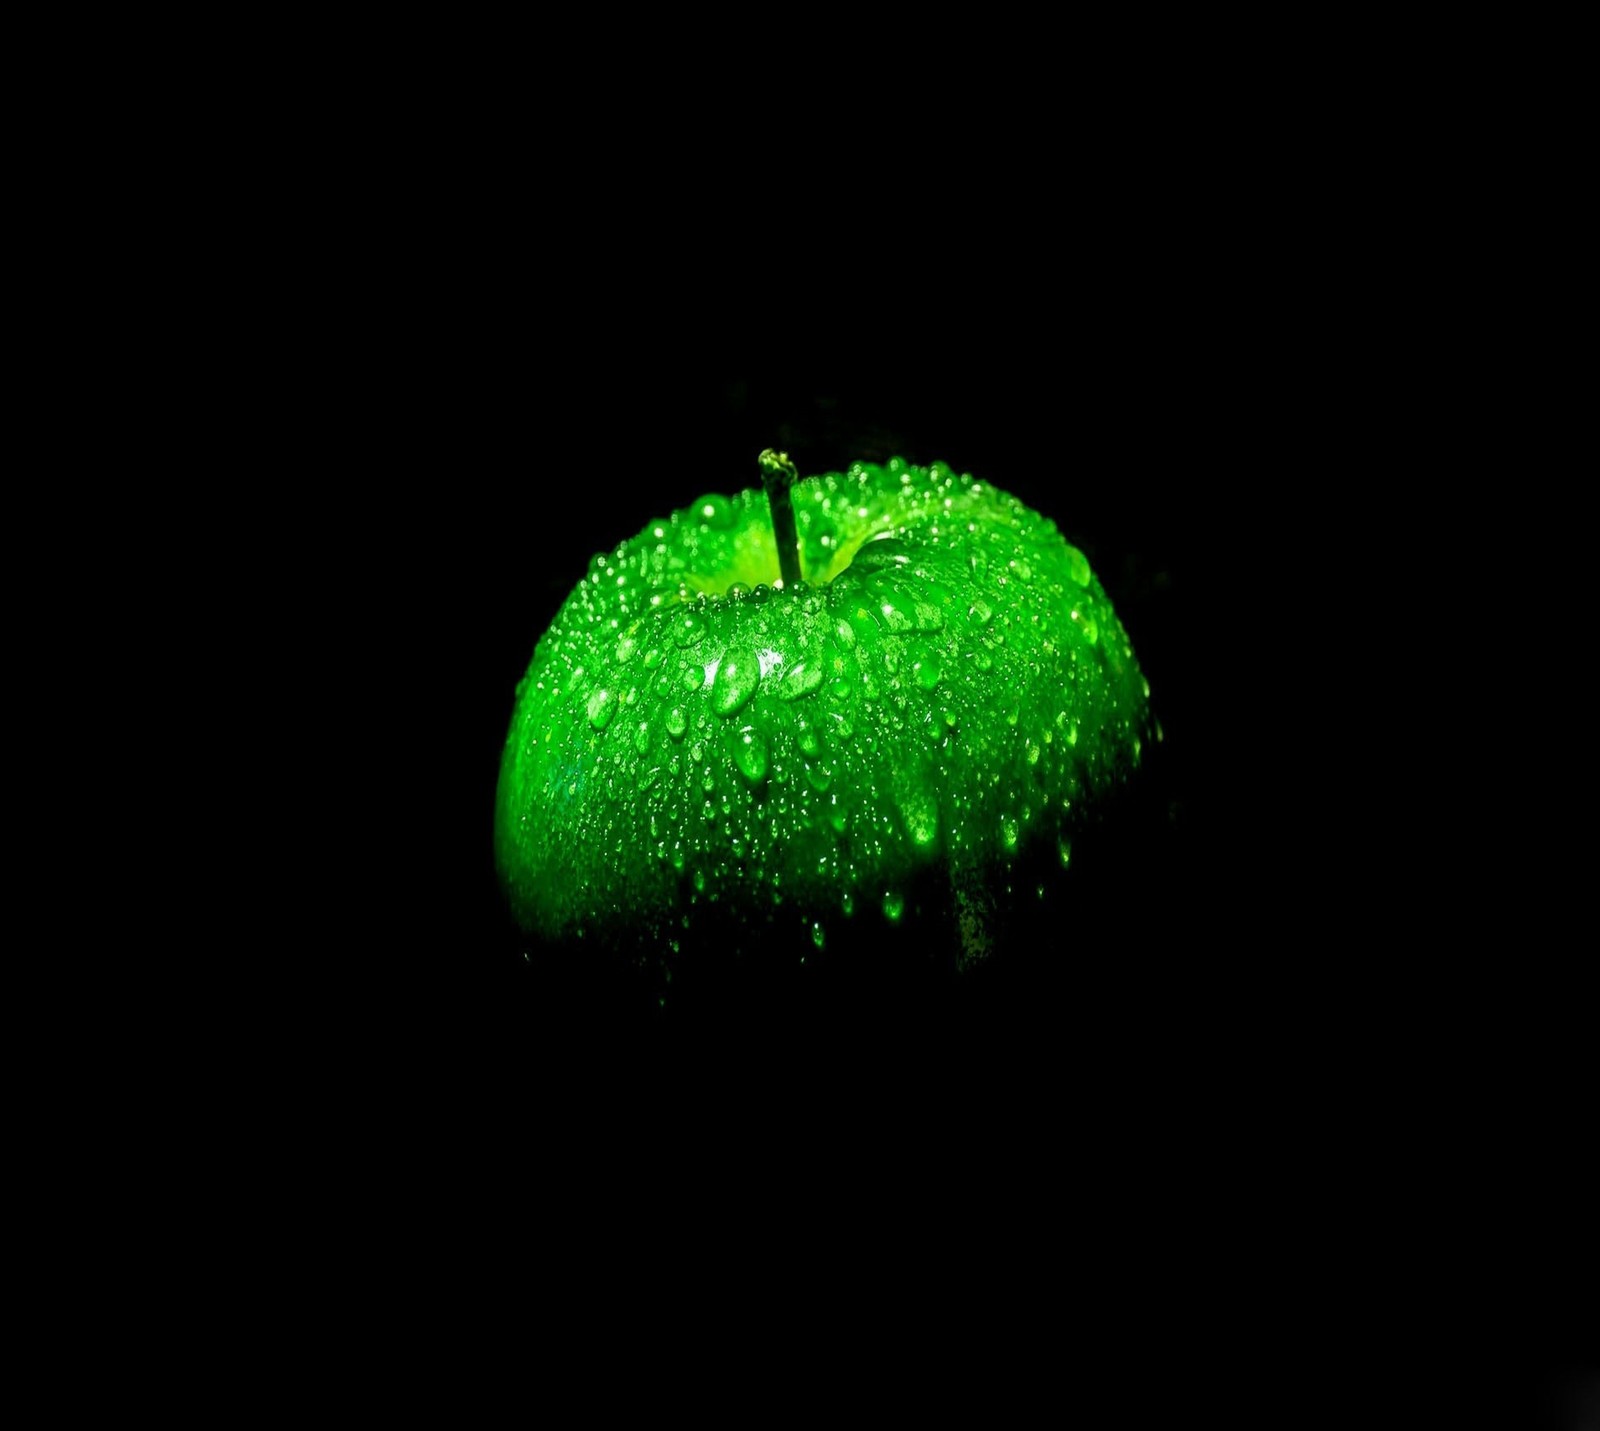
494, 460, 1151, 956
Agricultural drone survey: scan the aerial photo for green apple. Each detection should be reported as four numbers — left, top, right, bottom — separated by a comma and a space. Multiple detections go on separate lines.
494, 454, 1150, 975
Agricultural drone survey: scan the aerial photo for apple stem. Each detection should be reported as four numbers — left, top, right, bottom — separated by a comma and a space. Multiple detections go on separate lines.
759, 448, 803, 588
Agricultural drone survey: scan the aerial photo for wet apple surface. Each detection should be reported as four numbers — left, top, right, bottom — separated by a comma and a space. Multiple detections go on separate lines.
494, 457, 1151, 973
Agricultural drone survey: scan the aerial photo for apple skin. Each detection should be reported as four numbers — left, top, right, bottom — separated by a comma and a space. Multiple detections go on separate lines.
494, 458, 1150, 967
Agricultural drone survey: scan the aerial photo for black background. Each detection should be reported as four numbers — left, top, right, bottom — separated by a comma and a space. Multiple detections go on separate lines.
169, 46, 1589, 1420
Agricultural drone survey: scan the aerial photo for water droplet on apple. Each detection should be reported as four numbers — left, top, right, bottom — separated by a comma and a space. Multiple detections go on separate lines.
973, 650, 993, 672
711, 645, 761, 716
805, 761, 832, 792
1006, 705, 1020, 727
732, 726, 769, 785
911, 647, 942, 689
634, 722, 651, 755
852, 535, 913, 571
811, 921, 825, 950
666, 706, 687, 739
1000, 813, 1020, 851
866, 577, 945, 635
778, 656, 824, 700
694, 493, 734, 529
671, 609, 705, 647
898, 785, 940, 851
840, 890, 854, 917
1026, 740, 1041, 766
642, 646, 663, 670
844, 602, 882, 645
883, 891, 905, 923
586, 689, 615, 730
689, 740, 704, 763
795, 715, 820, 757
1057, 836, 1073, 868
875, 590, 918, 634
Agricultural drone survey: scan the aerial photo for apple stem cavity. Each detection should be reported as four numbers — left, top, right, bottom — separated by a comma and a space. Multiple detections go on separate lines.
758, 448, 803, 589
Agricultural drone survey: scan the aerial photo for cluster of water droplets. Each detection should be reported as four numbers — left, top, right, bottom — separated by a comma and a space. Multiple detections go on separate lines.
495, 458, 1151, 958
